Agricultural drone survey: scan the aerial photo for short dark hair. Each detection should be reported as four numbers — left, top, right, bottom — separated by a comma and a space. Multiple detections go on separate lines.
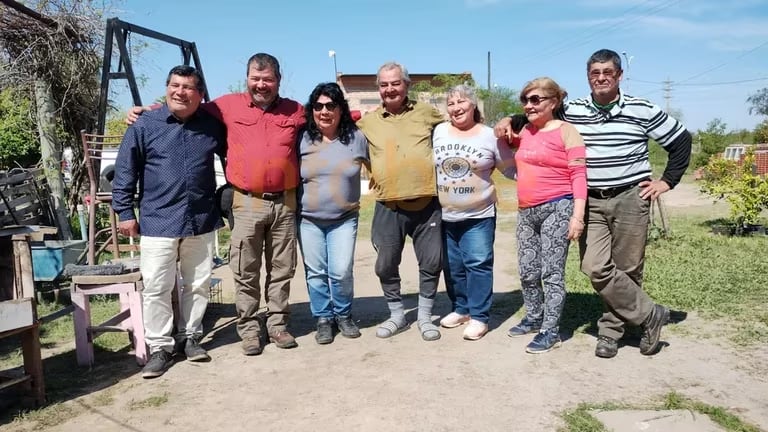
246, 53, 281, 80
166, 65, 205, 92
586, 49, 622, 72
304, 82, 357, 144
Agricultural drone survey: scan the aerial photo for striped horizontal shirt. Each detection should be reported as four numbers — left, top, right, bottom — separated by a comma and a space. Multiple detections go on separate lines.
563, 92, 685, 189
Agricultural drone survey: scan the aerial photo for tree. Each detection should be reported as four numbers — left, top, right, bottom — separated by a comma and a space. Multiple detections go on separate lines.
477, 86, 523, 125
409, 73, 475, 106
747, 88, 768, 116
0, 86, 38, 168
692, 118, 728, 168
754, 119, 768, 144
0, 0, 124, 237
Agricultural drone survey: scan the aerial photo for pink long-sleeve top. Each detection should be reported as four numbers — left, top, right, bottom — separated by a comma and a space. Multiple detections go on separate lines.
515, 123, 587, 208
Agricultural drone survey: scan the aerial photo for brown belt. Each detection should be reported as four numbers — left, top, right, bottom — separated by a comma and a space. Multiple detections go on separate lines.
232, 186, 285, 201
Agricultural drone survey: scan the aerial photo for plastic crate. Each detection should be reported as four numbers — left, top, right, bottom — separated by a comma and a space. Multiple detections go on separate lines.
30, 240, 87, 281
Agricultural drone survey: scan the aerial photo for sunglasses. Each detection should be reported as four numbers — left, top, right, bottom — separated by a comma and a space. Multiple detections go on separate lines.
312, 101, 338, 111
520, 95, 551, 106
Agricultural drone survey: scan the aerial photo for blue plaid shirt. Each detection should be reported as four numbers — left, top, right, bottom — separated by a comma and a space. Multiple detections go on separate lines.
112, 105, 226, 238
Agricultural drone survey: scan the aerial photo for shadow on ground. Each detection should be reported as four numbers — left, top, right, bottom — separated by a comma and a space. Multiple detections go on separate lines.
198, 288, 686, 351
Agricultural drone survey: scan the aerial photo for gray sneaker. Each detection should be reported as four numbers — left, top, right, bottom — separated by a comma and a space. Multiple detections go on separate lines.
184, 336, 211, 362
335, 316, 361, 339
142, 350, 173, 379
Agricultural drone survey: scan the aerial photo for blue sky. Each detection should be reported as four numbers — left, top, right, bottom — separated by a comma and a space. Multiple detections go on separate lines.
111, 0, 768, 133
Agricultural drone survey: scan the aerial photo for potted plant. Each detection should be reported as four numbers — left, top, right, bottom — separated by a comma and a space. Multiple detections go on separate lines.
700, 148, 768, 235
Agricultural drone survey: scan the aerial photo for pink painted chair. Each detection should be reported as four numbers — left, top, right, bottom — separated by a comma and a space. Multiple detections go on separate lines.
71, 271, 147, 366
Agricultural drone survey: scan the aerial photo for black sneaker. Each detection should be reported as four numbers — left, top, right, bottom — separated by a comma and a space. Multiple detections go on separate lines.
335, 316, 361, 339
184, 336, 211, 362
315, 317, 334, 345
595, 335, 618, 359
142, 350, 174, 379
639, 304, 670, 355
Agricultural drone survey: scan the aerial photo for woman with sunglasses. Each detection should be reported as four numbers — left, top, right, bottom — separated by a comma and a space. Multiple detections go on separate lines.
433, 84, 516, 340
507, 77, 587, 353
298, 82, 370, 344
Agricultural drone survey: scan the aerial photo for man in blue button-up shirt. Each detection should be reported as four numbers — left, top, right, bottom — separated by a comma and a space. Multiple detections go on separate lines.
113, 65, 226, 379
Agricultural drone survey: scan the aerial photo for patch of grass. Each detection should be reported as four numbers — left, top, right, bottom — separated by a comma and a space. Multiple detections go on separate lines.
559, 404, 608, 432
128, 392, 169, 410
90, 389, 115, 407
560, 393, 763, 432
662, 391, 763, 432
12, 402, 79, 430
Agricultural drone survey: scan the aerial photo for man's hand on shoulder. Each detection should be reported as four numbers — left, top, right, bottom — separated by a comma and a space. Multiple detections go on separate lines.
126, 105, 152, 125
638, 179, 671, 201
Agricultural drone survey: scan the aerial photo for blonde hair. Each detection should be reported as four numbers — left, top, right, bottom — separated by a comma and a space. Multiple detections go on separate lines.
520, 77, 568, 107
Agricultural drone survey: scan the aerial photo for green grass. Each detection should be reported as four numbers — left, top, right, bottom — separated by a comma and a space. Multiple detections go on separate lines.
559, 392, 763, 432
560, 214, 768, 343
128, 392, 169, 410
662, 392, 763, 432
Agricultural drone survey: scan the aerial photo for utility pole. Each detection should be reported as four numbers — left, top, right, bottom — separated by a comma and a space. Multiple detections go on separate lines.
487, 51, 491, 91
662, 77, 673, 112
621, 51, 633, 93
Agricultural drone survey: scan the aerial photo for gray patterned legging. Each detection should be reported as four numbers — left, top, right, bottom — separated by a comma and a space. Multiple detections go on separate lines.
516, 198, 573, 333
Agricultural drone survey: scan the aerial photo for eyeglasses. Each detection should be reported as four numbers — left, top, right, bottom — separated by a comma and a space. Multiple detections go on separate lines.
589, 69, 618, 79
312, 101, 338, 111
520, 95, 550, 106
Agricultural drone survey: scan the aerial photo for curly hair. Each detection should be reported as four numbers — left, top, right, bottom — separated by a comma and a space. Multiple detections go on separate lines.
303, 82, 357, 144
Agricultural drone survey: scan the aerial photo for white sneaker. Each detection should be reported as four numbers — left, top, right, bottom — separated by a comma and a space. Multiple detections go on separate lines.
440, 312, 470, 328
463, 319, 488, 341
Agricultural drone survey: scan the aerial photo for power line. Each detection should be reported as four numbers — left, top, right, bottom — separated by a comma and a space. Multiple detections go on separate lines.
632, 77, 768, 86
677, 39, 768, 84
516, 0, 680, 64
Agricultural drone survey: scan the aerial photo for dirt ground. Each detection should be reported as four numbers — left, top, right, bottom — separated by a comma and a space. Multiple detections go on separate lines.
6, 184, 768, 431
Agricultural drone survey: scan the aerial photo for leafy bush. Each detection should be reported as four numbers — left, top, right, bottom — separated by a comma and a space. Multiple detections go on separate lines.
700, 148, 768, 225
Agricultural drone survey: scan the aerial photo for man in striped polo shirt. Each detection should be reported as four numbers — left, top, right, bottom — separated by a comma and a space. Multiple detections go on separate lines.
496, 49, 692, 359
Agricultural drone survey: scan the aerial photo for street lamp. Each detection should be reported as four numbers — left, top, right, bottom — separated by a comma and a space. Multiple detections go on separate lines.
329, 50, 338, 82
621, 51, 634, 93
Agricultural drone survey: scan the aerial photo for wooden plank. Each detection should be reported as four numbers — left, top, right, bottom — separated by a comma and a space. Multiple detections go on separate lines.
0, 375, 32, 391
4, 194, 36, 210
12, 237, 35, 300
20, 324, 45, 405
0, 299, 34, 332
0, 171, 42, 188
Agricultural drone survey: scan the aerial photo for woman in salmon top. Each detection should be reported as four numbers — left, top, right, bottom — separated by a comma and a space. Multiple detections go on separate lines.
508, 77, 587, 354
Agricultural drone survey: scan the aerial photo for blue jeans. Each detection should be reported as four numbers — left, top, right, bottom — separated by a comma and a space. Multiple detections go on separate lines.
298, 215, 358, 318
442, 217, 496, 323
